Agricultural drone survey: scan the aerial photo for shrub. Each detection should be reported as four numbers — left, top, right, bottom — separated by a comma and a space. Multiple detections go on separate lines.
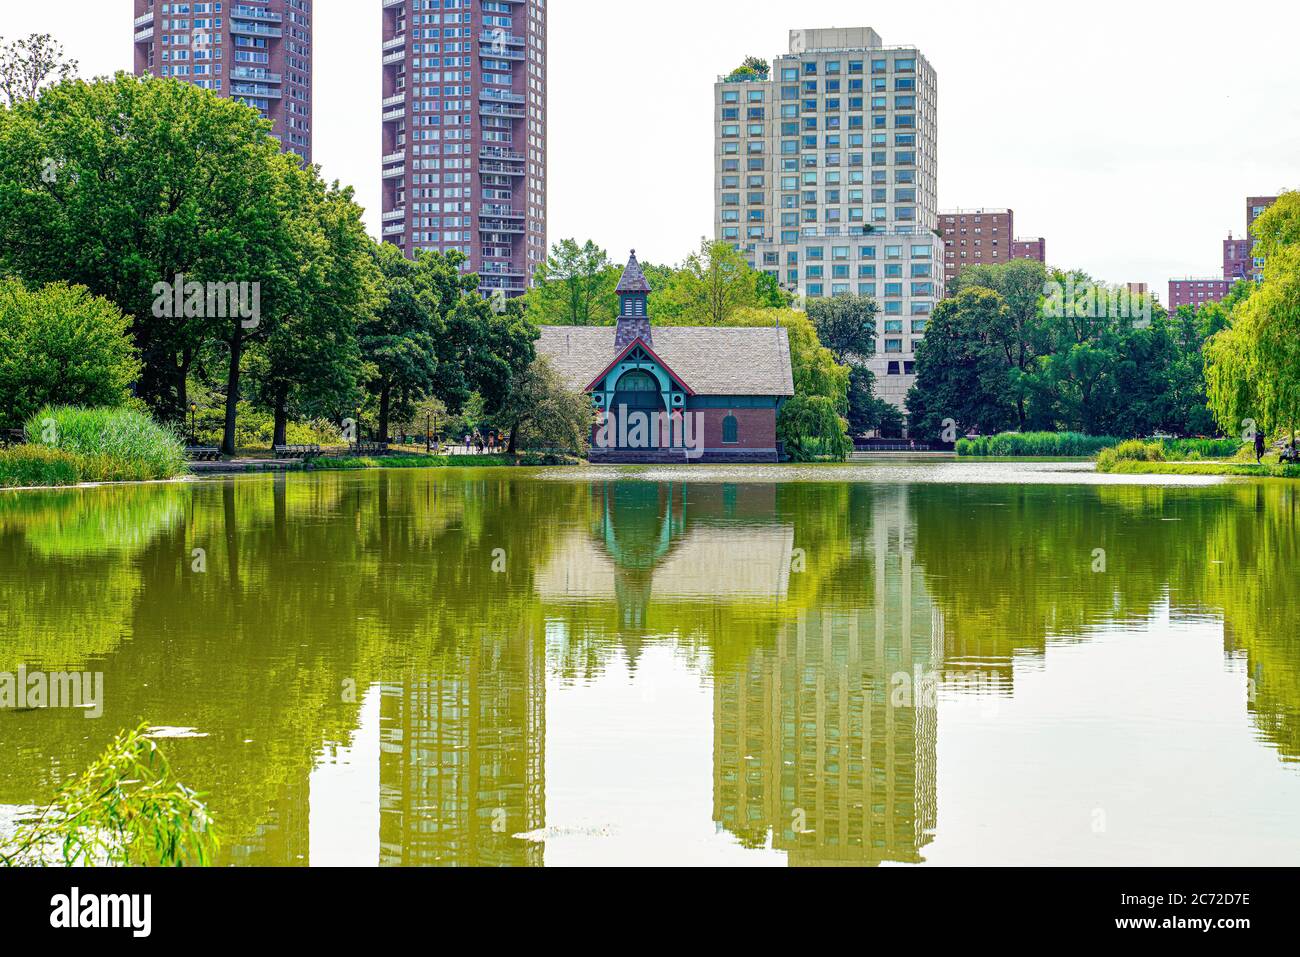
1097, 440, 1167, 471
0, 278, 140, 430
957, 432, 1120, 457
25, 406, 188, 481
0, 445, 82, 487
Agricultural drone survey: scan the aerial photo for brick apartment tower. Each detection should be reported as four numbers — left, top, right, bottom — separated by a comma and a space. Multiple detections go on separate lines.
133, 0, 313, 164
381, 0, 548, 299
939, 208, 1045, 291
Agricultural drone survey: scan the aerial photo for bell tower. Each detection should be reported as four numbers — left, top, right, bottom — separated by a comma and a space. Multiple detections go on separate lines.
614, 250, 653, 351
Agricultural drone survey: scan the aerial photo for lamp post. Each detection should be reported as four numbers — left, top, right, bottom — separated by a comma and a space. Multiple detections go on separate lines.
189, 402, 197, 445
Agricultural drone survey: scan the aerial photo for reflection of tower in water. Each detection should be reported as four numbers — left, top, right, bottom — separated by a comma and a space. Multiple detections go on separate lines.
714, 489, 942, 865
378, 624, 546, 866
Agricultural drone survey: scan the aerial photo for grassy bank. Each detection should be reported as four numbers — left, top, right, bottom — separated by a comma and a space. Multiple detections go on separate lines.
1, 407, 188, 488
1098, 460, 1300, 479
960, 432, 1243, 460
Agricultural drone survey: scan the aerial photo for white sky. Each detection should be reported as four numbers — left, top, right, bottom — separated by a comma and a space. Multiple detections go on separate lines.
4, 0, 1298, 296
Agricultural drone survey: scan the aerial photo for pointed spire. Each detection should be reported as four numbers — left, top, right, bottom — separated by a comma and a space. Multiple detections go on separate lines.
616, 250, 652, 294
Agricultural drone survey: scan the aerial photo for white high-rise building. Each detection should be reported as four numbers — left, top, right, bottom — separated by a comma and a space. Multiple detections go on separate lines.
714, 28, 939, 409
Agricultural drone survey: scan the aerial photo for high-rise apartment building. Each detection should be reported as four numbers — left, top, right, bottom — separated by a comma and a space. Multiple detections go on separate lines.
133, 1, 314, 164
714, 27, 939, 409
381, 0, 548, 299
939, 208, 1046, 291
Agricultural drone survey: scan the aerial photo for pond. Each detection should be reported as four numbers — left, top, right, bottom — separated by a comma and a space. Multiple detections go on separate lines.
1, 463, 1298, 866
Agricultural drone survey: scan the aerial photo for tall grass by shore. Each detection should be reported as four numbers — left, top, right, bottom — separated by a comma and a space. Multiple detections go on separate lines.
957, 432, 1121, 457
0, 406, 189, 488
958, 432, 1243, 460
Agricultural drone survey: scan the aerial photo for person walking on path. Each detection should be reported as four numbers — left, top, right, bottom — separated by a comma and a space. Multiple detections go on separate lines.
1255, 430, 1267, 463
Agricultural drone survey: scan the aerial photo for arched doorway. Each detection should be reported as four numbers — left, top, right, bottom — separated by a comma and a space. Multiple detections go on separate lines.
612, 369, 666, 450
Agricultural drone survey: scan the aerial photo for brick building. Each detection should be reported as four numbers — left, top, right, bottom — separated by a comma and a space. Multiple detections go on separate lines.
133, 0, 313, 164
1168, 277, 1233, 311
381, 0, 548, 300
940, 208, 1045, 290
537, 253, 795, 463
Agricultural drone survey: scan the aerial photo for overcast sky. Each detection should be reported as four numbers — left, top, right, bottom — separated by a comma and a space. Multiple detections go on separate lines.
5, 0, 1298, 295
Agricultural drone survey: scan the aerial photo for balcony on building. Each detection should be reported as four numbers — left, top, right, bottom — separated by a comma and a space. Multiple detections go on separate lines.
230, 22, 283, 39
134, 27, 155, 43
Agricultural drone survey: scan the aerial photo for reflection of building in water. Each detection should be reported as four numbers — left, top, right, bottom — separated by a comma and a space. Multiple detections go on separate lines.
378, 625, 545, 866
713, 489, 941, 865
537, 483, 795, 666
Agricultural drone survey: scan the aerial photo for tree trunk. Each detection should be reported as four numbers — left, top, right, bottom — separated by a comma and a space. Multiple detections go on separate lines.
508, 424, 518, 454
273, 387, 289, 448
222, 330, 243, 457
378, 382, 391, 443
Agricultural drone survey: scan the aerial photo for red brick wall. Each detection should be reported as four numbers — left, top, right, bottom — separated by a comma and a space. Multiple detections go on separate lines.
700, 408, 777, 450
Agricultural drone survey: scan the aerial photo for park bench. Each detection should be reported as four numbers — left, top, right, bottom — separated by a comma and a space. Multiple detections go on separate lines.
185, 446, 222, 462
1, 429, 26, 448
273, 444, 321, 461
349, 441, 390, 457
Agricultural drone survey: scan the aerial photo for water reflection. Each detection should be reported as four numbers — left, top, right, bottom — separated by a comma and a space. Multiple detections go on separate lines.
0, 468, 1297, 866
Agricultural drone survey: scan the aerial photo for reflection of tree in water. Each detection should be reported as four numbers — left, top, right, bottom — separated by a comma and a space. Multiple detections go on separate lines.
3, 472, 1298, 866
0, 486, 187, 669
913, 481, 1300, 762
0, 471, 568, 865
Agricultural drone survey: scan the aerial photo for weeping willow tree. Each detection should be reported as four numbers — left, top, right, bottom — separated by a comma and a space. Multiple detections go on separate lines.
1206, 194, 1300, 446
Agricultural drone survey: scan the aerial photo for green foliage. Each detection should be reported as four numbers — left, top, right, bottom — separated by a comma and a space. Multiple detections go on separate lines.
0, 444, 81, 487
0, 32, 78, 106
1159, 437, 1241, 459
957, 432, 1120, 457
25, 405, 187, 481
497, 356, 593, 455
0, 723, 217, 867
523, 238, 620, 326
0, 277, 140, 429
778, 394, 852, 462
915, 259, 1224, 440
908, 288, 1019, 440
726, 57, 770, 81
650, 239, 769, 326
1096, 440, 1167, 470
1206, 193, 1300, 442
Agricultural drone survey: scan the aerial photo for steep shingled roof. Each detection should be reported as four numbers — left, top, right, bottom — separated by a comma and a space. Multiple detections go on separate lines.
614, 251, 653, 294
536, 325, 795, 398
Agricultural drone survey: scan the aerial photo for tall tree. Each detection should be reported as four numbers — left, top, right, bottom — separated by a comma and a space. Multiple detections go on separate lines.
0, 73, 311, 450
652, 239, 763, 325
952, 258, 1050, 429
523, 239, 620, 325
906, 288, 1019, 439
0, 33, 77, 106
249, 181, 378, 446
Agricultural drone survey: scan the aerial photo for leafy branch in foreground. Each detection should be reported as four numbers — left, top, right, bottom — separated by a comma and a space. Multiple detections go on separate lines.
0, 723, 217, 867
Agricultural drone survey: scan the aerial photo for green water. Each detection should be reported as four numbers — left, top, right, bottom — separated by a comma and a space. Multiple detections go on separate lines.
1, 464, 1298, 866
